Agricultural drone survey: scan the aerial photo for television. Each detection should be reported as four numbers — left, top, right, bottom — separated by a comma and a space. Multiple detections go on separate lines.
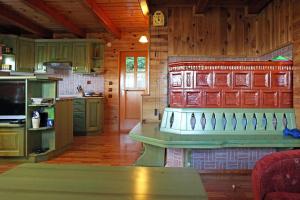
0, 80, 25, 120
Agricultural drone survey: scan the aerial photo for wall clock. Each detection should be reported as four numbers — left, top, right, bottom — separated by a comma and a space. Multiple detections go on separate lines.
153, 10, 165, 26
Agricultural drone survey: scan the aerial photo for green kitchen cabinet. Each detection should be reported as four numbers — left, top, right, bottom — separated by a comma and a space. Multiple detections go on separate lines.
0, 127, 24, 156
72, 42, 88, 73
48, 42, 73, 61
60, 42, 73, 61
86, 99, 102, 132
17, 38, 35, 72
0, 34, 18, 55
47, 42, 60, 61
90, 43, 104, 73
73, 98, 103, 135
35, 42, 48, 72
55, 99, 73, 150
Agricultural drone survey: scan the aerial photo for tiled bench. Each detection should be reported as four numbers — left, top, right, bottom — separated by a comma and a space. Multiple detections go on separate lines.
129, 108, 300, 169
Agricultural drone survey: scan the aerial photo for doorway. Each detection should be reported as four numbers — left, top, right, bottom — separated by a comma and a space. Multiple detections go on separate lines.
120, 51, 148, 132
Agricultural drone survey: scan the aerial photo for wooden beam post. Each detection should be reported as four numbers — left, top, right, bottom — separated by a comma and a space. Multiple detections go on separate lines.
195, 0, 209, 14
0, 4, 51, 38
24, 0, 85, 38
84, 0, 121, 39
248, 0, 273, 14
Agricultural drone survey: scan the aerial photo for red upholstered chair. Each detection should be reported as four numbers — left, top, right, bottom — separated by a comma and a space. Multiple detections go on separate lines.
252, 150, 300, 200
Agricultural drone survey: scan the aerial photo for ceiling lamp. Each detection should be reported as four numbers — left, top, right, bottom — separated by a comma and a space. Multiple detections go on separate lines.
139, 35, 148, 44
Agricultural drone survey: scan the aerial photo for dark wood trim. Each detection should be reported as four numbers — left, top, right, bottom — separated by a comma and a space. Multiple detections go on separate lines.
0, 4, 51, 38
24, 0, 85, 38
84, 0, 121, 39
194, 0, 209, 14
247, 0, 273, 14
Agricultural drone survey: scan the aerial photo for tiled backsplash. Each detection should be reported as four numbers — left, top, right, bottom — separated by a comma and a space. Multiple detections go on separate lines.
49, 69, 104, 96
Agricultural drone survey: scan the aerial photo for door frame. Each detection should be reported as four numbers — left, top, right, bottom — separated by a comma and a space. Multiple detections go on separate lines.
119, 51, 148, 132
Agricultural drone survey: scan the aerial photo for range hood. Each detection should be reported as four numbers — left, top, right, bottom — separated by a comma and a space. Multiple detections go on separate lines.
43, 61, 72, 70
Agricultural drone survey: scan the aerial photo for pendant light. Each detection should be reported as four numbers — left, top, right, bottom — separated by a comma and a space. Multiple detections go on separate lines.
139, 35, 148, 43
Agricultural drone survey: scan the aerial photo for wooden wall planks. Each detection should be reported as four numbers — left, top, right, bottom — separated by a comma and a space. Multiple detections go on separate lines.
141, 0, 294, 123
100, 32, 148, 131
168, 0, 293, 57
293, 0, 300, 127
142, 25, 168, 122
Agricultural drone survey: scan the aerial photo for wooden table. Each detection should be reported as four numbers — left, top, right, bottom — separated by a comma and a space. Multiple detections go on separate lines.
0, 163, 207, 200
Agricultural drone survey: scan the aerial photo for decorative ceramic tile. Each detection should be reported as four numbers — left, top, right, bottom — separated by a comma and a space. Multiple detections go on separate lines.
48, 69, 104, 96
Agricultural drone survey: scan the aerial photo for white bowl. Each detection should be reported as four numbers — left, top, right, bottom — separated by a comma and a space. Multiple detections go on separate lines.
31, 98, 43, 104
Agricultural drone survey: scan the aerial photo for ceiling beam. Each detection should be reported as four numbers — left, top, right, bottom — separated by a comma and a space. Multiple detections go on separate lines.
248, 0, 273, 14
195, 0, 209, 14
84, 0, 121, 39
0, 4, 51, 38
24, 0, 85, 38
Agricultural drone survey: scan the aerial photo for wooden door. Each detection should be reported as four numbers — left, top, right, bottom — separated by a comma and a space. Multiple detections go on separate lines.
120, 51, 148, 132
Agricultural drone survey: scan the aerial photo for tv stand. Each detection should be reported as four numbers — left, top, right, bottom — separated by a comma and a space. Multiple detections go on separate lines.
0, 76, 60, 161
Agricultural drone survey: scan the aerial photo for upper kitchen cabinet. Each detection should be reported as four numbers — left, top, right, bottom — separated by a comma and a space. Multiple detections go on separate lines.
72, 42, 88, 73
73, 40, 104, 74
17, 38, 35, 72
35, 42, 48, 72
48, 42, 73, 62
0, 35, 35, 72
35, 39, 103, 74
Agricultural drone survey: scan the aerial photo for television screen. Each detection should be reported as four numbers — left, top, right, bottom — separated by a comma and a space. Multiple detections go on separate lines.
0, 80, 25, 119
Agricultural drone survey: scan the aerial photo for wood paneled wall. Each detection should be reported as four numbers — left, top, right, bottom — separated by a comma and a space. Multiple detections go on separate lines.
92, 32, 148, 132
293, 0, 300, 126
142, 26, 168, 122
168, 0, 293, 57
142, 0, 295, 123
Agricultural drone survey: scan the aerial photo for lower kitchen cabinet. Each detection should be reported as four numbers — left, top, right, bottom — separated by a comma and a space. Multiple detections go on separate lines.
73, 97, 103, 135
0, 127, 24, 156
55, 99, 73, 150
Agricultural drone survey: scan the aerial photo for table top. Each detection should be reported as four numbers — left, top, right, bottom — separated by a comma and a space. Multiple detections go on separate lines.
0, 163, 207, 200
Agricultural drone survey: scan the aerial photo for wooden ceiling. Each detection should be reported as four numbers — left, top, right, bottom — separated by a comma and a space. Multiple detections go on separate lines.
0, 0, 149, 38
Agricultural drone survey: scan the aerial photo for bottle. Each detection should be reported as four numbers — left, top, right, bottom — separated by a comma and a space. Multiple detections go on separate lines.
32, 111, 40, 129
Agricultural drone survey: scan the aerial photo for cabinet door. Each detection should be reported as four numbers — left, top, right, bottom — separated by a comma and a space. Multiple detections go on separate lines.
18, 39, 35, 72
91, 43, 104, 72
48, 42, 60, 61
73, 42, 87, 73
35, 42, 48, 72
86, 99, 100, 132
0, 128, 24, 156
60, 42, 73, 61
66, 100, 73, 142
55, 100, 73, 149
98, 98, 104, 132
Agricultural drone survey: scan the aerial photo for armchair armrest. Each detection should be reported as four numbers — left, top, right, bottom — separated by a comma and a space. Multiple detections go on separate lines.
252, 150, 300, 200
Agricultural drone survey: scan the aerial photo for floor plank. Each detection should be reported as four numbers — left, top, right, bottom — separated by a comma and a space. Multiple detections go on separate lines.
0, 131, 253, 200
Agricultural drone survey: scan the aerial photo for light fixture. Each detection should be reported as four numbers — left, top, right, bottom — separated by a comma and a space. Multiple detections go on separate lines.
106, 42, 112, 47
139, 0, 149, 16
139, 35, 148, 44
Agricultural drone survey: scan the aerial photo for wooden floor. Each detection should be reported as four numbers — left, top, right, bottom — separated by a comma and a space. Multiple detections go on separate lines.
0, 131, 253, 200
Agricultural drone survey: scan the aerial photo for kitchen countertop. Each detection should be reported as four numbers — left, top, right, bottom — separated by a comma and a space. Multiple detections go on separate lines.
56, 95, 104, 100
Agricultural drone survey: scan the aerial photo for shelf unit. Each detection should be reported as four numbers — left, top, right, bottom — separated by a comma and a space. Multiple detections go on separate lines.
28, 127, 54, 131
26, 79, 57, 161
28, 103, 55, 107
